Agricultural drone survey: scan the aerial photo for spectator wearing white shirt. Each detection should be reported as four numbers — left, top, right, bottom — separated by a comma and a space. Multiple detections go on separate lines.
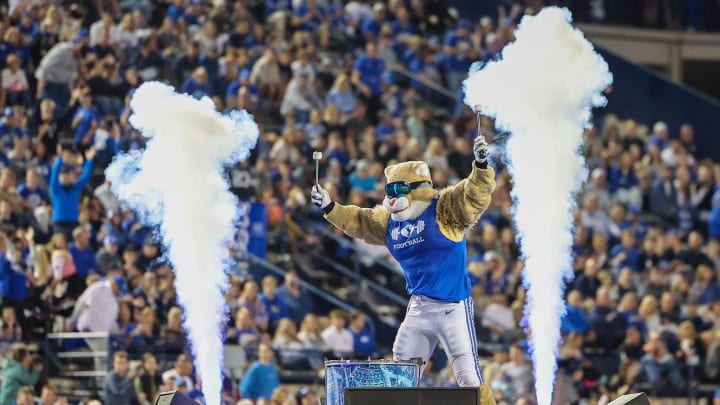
661, 139, 684, 168
583, 168, 611, 212
298, 313, 326, 351
482, 293, 516, 341
344, 0, 373, 26
117, 14, 139, 49
68, 275, 120, 373
70, 275, 120, 333
280, 72, 324, 122
89, 12, 121, 47
94, 181, 121, 215
580, 194, 610, 235
499, 344, 534, 402
161, 354, 194, 390
290, 50, 316, 81
321, 309, 354, 356
1, 55, 31, 108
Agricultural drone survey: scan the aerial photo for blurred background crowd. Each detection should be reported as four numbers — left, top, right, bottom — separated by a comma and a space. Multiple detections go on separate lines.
0, 0, 717, 405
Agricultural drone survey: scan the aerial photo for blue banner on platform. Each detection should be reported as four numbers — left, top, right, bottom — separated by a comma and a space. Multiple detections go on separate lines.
236, 201, 268, 259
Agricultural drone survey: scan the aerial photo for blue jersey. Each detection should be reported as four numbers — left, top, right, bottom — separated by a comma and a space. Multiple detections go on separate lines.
353, 56, 385, 95
73, 106, 100, 144
17, 184, 49, 207
386, 198, 471, 302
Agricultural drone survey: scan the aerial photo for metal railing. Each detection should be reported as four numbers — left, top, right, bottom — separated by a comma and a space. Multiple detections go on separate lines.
293, 214, 402, 275
310, 252, 407, 307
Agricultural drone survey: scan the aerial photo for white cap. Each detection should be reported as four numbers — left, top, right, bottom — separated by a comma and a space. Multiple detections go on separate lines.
591, 167, 606, 179
653, 121, 668, 134
483, 251, 499, 262
373, 2, 385, 12
485, 33, 498, 45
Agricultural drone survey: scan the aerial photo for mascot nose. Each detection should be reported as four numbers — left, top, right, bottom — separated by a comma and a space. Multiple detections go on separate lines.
388, 198, 397, 206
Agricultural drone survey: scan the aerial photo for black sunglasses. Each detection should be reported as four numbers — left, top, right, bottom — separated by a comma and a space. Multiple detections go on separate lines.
385, 181, 432, 198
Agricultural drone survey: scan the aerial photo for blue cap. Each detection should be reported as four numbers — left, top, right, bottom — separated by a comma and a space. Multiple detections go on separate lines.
109, 275, 129, 296
458, 19, 472, 30
628, 204, 641, 213
79, 28, 90, 37
174, 377, 188, 386
74, 28, 89, 43
383, 72, 394, 85
104, 235, 120, 245
239, 68, 250, 80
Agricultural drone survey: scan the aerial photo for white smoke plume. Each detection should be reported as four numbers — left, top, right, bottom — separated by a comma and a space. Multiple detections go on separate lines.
463, 8, 611, 405
105, 82, 259, 405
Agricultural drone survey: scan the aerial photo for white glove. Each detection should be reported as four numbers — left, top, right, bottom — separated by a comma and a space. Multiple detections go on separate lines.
473, 135, 489, 164
310, 185, 331, 209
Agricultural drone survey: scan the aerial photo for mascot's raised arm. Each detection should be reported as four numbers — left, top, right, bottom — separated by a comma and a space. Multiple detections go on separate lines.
310, 135, 497, 403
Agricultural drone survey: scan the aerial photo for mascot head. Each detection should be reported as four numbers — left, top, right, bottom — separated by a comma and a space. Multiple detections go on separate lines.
383, 161, 437, 221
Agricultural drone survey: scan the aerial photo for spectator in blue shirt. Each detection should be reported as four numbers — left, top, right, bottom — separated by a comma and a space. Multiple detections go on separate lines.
619, 292, 644, 333
348, 311, 376, 356
326, 73, 357, 116
361, 3, 388, 42
610, 230, 642, 272
225, 69, 258, 109
483, 32, 503, 62
573, 258, 601, 300
442, 19, 474, 91
348, 160, 376, 194
276, 271, 313, 325
608, 152, 638, 193
0, 108, 26, 152
259, 275, 289, 328
291, 0, 329, 32
239, 343, 280, 401
649, 166, 678, 228
69, 226, 99, 278
16, 168, 48, 210
224, 308, 261, 347
181, 66, 215, 101
72, 90, 100, 146
390, 7, 418, 43
375, 110, 396, 142
638, 331, 684, 389
560, 290, 590, 335
409, 48, 442, 93
711, 185, 720, 239
0, 237, 27, 327
265, 0, 292, 18
49, 147, 94, 241
648, 122, 669, 152
589, 286, 626, 352
166, 0, 187, 23
690, 264, 720, 305
352, 42, 385, 124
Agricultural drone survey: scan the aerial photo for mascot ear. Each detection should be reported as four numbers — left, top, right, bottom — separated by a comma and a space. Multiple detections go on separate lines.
384, 164, 396, 180
414, 162, 430, 178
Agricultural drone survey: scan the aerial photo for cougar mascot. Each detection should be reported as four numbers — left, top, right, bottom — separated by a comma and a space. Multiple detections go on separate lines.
311, 135, 497, 403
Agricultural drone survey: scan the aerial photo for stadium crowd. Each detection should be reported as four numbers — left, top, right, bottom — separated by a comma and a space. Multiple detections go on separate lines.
0, 0, 717, 405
